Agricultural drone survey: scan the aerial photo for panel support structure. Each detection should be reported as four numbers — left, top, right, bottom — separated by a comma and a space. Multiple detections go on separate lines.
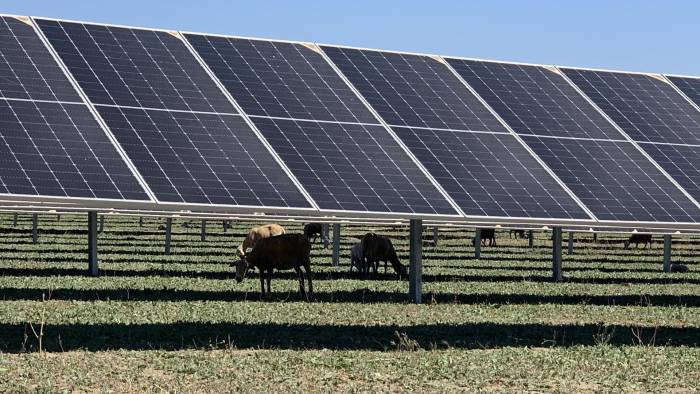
99, 215, 105, 233
432, 226, 438, 246
409, 219, 423, 304
552, 227, 563, 282
332, 223, 340, 267
567, 232, 574, 255
32, 213, 38, 244
87, 211, 98, 277
474, 228, 481, 259
200, 220, 207, 242
528, 230, 534, 248
593, 232, 597, 243
139, 216, 143, 227
322, 224, 330, 249
12, 213, 17, 227
663, 234, 672, 273
164, 218, 173, 255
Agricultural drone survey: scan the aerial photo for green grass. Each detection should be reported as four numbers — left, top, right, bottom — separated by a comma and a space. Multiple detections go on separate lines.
1, 214, 699, 392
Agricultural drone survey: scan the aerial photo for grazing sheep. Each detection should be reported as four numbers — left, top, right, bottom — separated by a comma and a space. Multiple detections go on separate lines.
361, 233, 407, 278
670, 264, 689, 273
472, 228, 496, 247
624, 234, 652, 250
303, 223, 326, 244
237, 224, 286, 257
349, 242, 365, 272
233, 234, 313, 300
509, 229, 526, 239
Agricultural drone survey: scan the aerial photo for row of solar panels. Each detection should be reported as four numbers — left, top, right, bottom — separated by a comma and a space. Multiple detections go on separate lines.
1, 15, 700, 229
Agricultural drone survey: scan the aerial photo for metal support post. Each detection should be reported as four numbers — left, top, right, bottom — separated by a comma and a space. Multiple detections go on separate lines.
552, 227, 563, 282
32, 214, 38, 244
165, 218, 173, 255
201, 220, 207, 242
663, 234, 672, 273
567, 231, 574, 255
332, 223, 340, 266
88, 211, 98, 277
474, 228, 482, 259
409, 219, 423, 304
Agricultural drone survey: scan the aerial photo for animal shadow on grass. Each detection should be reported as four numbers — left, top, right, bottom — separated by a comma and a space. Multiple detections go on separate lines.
2, 321, 699, 353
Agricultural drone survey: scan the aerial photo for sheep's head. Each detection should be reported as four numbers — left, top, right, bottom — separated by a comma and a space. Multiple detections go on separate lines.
232, 258, 250, 283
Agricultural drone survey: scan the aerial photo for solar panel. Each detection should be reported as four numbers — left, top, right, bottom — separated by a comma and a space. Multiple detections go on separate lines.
521, 136, 700, 222
560, 68, 700, 206
392, 127, 588, 218
185, 34, 459, 216
0, 16, 150, 201
667, 75, 700, 109
37, 19, 313, 209
321, 46, 590, 219
560, 68, 700, 145
446, 59, 627, 140
184, 35, 377, 124
321, 46, 507, 132
445, 59, 700, 223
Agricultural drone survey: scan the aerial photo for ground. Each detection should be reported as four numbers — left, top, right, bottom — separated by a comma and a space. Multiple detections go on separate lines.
0, 215, 699, 392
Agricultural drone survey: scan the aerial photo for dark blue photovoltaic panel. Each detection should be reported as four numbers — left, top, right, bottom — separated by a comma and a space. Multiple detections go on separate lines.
561, 68, 700, 145
36, 19, 236, 113
251, 117, 456, 214
641, 143, 700, 201
446, 59, 626, 140
667, 75, 700, 109
0, 100, 149, 199
184, 34, 377, 124
96, 106, 311, 207
0, 16, 81, 102
0, 16, 149, 201
321, 46, 507, 132
393, 128, 589, 218
521, 136, 700, 222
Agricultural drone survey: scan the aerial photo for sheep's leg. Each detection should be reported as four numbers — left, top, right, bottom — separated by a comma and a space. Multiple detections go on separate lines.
259, 272, 265, 298
305, 261, 313, 297
266, 268, 272, 294
295, 266, 307, 300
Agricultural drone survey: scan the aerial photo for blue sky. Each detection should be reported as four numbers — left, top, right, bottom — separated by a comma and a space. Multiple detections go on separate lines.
4, 0, 699, 75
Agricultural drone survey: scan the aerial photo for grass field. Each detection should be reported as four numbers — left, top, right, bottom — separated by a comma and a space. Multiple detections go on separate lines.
1, 214, 699, 392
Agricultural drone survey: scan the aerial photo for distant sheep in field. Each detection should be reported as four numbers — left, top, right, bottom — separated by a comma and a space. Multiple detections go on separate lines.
361, 233, 407, 278
624, 234, 652, 250
670, 263, 689, 273
509, 229, 526, 239
472, 228, 496, 247
303, 223, 327, 245
349, 242, 365, 273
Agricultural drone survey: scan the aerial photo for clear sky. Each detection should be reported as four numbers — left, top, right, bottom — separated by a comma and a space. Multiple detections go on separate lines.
4, 0, 699, 75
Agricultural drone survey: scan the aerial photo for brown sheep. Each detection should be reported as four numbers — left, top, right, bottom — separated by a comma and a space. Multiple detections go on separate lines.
237, 224, 285, 257
233, 234, 313, 300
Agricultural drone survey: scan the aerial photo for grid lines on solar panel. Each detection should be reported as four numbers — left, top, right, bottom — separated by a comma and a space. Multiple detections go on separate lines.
37, 19, 313, 209
96, 106, 312, 207
446, 59, 627, 140
521, 135, 700, 222
250, 117, 456, 214
561, 68, 700, 145
393, 127, 589, 218
667, 75, 700, 109
640, 143, 700, 202
0, 17, 81, 102
184, 34, 378, 124
36, 18, 236, 113
0, 16, 150, 201
321, 46, 508, 132
184, 34, 458, 215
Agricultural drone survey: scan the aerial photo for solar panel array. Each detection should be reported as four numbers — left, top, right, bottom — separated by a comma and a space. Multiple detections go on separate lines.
185, 34, 457, 215
36, 19, 312, 209
0, 14, 699, 228
448, 58, 700, 223
0, 16, 150, 201
561, 68, 700, 209
321, 46, 589, 219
